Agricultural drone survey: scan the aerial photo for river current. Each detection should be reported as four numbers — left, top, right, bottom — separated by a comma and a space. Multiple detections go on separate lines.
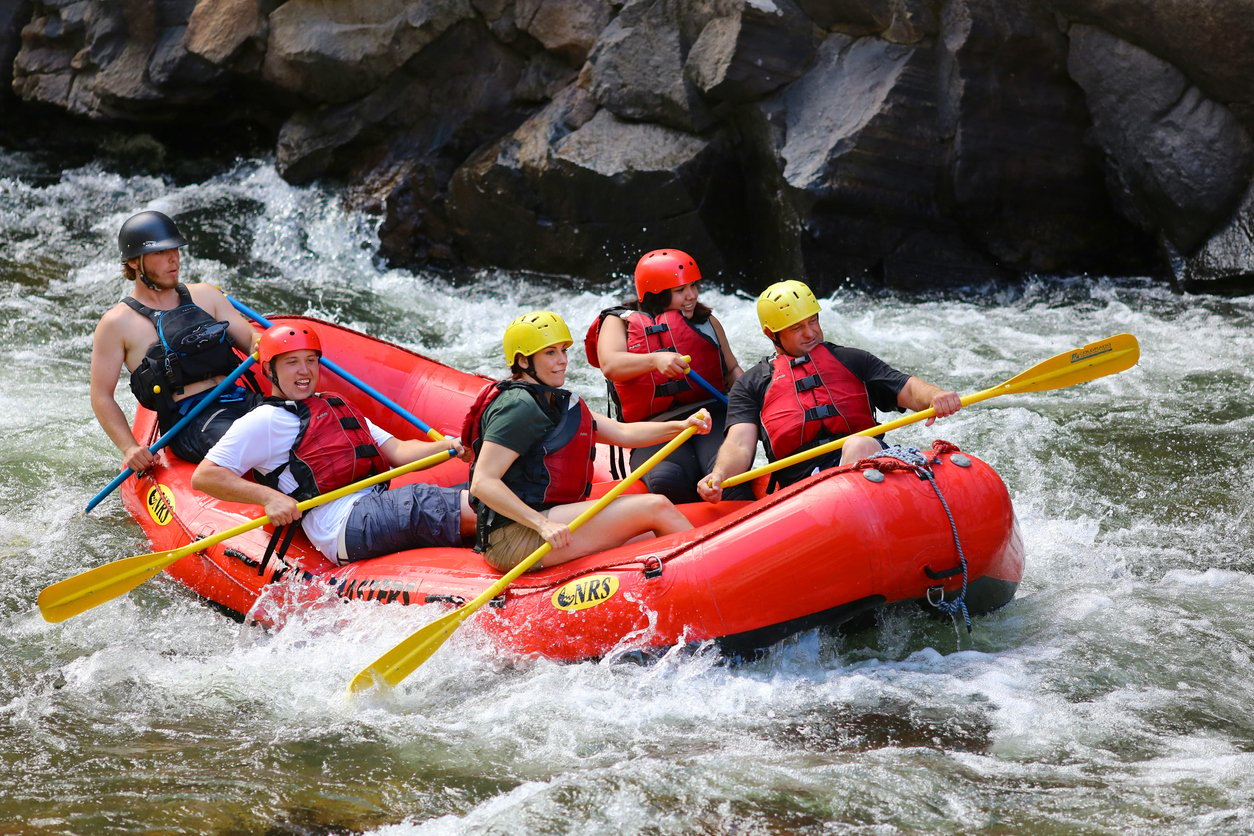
1, 151, 1251, 834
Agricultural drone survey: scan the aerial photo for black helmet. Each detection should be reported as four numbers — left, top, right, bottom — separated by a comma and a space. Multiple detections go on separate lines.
118, 211, 186, 261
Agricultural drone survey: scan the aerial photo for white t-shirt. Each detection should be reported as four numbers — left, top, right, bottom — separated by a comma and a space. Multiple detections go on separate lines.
203, 401, 393, 562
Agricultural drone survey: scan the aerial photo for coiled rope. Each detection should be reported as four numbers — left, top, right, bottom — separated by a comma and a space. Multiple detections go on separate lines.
872, 445, 972, 633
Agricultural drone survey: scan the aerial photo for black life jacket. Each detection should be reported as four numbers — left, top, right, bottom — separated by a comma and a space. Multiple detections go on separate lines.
256, 392, 390, 501
125, 285, 244, 421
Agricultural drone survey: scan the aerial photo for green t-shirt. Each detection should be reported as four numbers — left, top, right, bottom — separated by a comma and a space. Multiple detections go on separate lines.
480, 386, 554, 455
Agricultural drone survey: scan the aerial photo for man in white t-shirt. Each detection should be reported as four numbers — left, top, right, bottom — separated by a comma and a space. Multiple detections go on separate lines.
192, 323, 474, 564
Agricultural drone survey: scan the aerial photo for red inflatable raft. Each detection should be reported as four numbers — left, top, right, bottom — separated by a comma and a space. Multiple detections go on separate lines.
120, 315, 1024, 661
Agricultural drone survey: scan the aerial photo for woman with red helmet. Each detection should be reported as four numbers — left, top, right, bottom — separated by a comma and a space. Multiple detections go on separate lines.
584, 249, 751, 503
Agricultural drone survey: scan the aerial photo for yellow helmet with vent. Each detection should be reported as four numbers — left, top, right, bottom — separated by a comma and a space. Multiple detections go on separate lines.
756, 280, 821, 334
502, 311, 573, 365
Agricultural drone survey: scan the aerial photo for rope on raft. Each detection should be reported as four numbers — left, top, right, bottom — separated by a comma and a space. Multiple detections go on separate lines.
872, 443, 972, 633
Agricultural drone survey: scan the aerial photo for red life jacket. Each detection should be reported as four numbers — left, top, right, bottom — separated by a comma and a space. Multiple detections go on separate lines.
258, 392, 389, 501
462, 380, 595, 506
584, 308, 725, 421
761, 345, 877, 460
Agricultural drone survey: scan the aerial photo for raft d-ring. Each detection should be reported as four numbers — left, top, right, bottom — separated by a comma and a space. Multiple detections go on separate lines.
863, 469, 885, 483
926, 585, 946, 606
950, 453, 972, 468
642, 555, 664, 579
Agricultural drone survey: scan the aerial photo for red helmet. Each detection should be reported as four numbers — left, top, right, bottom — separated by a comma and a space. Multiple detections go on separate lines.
633, 249, 701, 300
258, 324, 322, 364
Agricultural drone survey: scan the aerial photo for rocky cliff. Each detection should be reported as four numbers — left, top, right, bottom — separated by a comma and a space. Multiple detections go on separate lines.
5, 0, 1252, 294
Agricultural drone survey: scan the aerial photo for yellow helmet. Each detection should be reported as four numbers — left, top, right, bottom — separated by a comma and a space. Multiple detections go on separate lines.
502, 310, 573, 365
756, 280, 821, 334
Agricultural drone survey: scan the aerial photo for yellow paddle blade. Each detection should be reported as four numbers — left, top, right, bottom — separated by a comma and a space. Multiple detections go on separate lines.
38, 548, 194, 623
348, 423, 702, 694
39, 448, 457, 623
721, 333, 1140, 489
347, 607, 473, 693
986, 332, 1140, 398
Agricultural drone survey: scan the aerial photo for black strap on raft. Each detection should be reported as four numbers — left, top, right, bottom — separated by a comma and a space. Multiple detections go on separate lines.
602, 378, 629, 480
258, 523, 299, 579
872, 445, 973, 633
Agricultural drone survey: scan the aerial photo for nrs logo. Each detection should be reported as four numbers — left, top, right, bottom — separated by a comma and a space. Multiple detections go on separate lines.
551, 575, 619, 612
1071, 342, 1112, 363
145, 485, 175, 526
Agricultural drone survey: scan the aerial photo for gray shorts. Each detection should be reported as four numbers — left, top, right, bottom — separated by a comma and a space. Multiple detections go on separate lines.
341, 483, 463, 563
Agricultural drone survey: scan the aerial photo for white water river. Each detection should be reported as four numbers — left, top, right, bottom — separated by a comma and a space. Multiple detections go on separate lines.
1, 152, 1251, 834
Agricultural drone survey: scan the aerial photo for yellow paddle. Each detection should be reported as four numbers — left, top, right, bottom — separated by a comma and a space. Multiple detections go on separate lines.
720, 332, 1140, 490
347, 421, 703, 694
38, 448, 458, 623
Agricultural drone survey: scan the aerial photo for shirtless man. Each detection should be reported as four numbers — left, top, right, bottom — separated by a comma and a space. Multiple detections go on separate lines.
90, 210, 262, 471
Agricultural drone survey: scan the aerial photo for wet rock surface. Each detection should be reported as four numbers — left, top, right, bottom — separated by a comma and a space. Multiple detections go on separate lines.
5, 0, 1252, 294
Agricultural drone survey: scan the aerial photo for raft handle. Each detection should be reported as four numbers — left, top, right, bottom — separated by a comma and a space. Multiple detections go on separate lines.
424, 594, 466, 607
641, 556, 664, 579
924, 564, 963, 580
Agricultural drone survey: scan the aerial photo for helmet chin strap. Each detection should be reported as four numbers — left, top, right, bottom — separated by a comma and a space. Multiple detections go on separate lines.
136, 254, 160, 291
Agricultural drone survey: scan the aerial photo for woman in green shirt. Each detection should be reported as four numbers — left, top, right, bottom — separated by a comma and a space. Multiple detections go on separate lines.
466, 311, 710, 572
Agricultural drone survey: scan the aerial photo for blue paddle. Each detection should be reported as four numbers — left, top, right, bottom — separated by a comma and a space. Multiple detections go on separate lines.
226, 296, 444, 440
676, 354, 727, 405
686, 367, 727, 405
85, 353, 258, 513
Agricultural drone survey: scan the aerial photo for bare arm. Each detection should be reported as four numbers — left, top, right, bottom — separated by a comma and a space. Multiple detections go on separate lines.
90, 310, 154, 473
192, 459, 300, 525
596, 314, 689, 382
897, 376, 961, 426
592, 409, 710, 449
709, 315, 743, 387
377, 435, 468, 466
696, 422, 760, 503
470, 440, 573, 548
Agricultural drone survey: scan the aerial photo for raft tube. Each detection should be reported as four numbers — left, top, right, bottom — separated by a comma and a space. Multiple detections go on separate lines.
119, 316, 1024, 661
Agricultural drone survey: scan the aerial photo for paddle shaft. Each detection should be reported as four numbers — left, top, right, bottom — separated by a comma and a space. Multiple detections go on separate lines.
721, 388, 980, 488
721, 333, 1140, 489
41, 448, 457, 622
686, 367, 728, 405
227, 297, 444, 441
85, 353, 259, 513
348, 424, 702, 693
673, 354, 728, 405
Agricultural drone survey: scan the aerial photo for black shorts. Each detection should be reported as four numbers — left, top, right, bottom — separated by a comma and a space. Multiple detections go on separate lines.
166, 388, 265, 463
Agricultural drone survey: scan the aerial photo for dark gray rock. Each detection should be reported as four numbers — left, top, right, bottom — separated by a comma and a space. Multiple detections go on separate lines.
1177, 181, 1254, 295
795, 0, 938, 43
3, 0, 1252, 294
447, 88, 750, 278
940, 0, 1149, 276
185, 0, 269, 73
1043, 0, 1254, 132
262, 0, 475, 105
1066, 23, 1254, 254
685, 0, 818, 103
586, 0, 715, 133
0, 0, 33, 116
514, 0, 615, 66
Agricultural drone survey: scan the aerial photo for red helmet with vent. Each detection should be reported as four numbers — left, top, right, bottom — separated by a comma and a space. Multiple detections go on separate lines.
633, 249, 701, 301
258, 324, 322, 364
